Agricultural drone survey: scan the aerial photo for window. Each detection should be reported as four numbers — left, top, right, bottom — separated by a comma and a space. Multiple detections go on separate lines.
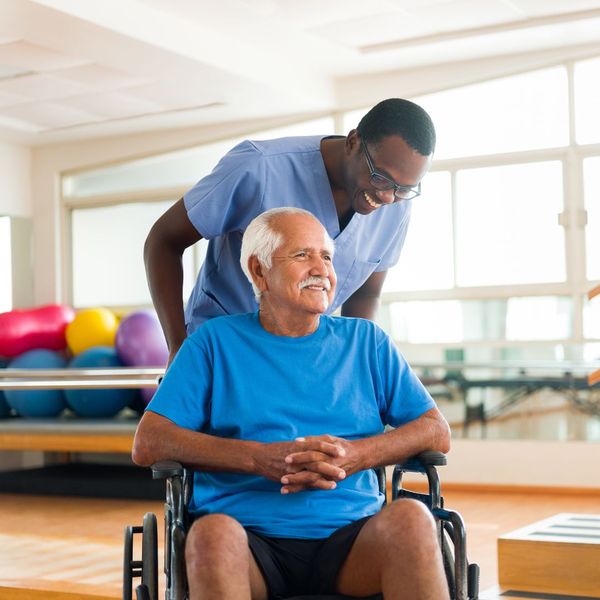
0, 216, 11, 313
71, 200, 197, 307
389, 296, 571, 344
455, 161, 565, 286
414, 67, 569, 159
574, 57, 600, 145
384, 171, 453, 291
64, 117, 335, 309
584, 157, 600, 281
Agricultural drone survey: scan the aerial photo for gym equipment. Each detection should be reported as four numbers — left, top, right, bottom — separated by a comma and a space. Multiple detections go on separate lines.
124, 452, 480, 600
115, 311, 168, 367
66, 308, 118, 355
4, 349, 67, 417
0, 304, 74, 358
65, 347, 137, 418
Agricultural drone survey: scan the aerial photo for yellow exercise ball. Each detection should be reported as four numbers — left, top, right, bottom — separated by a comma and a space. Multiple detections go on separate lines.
65, 308, 118, 355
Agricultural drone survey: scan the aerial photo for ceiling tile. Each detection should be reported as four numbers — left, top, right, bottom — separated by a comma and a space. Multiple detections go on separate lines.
0, 89, 29, 108
273, 0, 402, 29
402, 0, 523, 29
0, 40, 89, 72
125, 81, 219, 109
52, 64, 150, 91
0, 102, 100, 130
513, 0, 600, 17
0, 73, 92, 102
61, 91, 164, 119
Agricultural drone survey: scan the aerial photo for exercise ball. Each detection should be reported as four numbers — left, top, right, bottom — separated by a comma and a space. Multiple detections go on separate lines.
4, 350, 67, 417
115, 311, 168, 367
65, 347, 136, 418
0, 304, 74, 358
66, 308, 118, 356
0, 394, 10, 418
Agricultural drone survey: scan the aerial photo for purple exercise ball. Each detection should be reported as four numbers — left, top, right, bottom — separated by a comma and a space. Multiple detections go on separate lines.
115, 311, 168, 367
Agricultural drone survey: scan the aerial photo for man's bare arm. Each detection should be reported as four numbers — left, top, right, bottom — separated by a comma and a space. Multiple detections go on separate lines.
281, 407, 450, 493
132, 411, 346, 489
341, 271, 387, 321
144, 199, 202, 364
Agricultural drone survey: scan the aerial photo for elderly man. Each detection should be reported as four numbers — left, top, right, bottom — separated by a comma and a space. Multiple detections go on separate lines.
133, 207, 450, 600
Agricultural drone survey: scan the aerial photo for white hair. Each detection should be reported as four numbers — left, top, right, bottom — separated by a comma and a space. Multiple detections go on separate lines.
240, 207, 333, 301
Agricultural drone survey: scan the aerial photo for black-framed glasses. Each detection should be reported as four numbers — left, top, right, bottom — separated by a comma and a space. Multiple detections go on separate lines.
361, 141, 421, 201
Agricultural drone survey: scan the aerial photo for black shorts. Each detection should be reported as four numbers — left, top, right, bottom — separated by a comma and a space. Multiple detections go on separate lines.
246, 516, 373, 599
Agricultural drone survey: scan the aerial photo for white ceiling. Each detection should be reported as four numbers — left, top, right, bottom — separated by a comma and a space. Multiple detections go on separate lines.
1, 0, 600, 145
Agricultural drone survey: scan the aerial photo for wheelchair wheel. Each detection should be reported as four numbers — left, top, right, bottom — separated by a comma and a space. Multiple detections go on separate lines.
441, 522, 456, 599
141, 512, 158, 600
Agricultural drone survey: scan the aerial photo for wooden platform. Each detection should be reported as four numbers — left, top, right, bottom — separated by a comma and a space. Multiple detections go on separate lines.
498, 513, 600, 598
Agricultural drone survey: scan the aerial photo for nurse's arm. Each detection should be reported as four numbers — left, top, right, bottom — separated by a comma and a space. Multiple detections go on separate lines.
144, 199, 202, 365
132, 410, 345, 489
341, 270, 387, 321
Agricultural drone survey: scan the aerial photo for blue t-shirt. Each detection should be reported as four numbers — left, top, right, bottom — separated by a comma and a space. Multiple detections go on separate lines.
183, 136, 412, 332
147, 313, 435, 539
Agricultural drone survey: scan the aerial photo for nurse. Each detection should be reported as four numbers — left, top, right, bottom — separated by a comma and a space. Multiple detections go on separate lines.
144, 98, 435, 364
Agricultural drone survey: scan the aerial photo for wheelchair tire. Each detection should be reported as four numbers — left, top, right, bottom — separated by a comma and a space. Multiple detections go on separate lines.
123, 525, 135, 600
141, 513, 158, 600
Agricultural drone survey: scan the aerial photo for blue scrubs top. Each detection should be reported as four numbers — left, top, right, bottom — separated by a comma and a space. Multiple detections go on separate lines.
183, 135, 412, 333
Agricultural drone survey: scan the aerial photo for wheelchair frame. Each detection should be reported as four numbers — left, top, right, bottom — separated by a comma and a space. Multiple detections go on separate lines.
124, 451, 479, 600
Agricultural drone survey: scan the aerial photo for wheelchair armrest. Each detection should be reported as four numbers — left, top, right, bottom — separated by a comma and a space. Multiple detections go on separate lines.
151, 461, 185, 480
395, 451, 447, 474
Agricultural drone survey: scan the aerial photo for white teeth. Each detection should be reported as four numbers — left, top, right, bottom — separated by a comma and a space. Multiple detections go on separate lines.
364, 192, 380, 208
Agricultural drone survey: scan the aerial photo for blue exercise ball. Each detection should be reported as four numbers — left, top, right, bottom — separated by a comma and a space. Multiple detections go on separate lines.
4, 349, 67, 417
0, 360, 10, 417
0, 391, 10, 418
65, 346, 136, 418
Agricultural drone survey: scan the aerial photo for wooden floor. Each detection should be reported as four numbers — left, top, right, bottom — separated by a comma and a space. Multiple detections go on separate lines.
1, 487, 600, 599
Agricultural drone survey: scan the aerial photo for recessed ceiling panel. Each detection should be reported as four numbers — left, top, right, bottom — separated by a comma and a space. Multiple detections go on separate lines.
0, 89, 28, 108
126, 80, 220, 109
0, 102, 100, 130
0, 73, 92, 101
61, 91, 164, 119
53, 63, 150, 91
0, 40, 89, 72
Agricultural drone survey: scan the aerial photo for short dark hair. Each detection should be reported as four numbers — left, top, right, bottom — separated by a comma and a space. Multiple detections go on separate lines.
356, 98, 436, 156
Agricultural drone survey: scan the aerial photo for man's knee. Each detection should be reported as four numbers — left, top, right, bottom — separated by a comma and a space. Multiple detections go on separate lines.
373, 499, 437, 549
185, 513, 248, 565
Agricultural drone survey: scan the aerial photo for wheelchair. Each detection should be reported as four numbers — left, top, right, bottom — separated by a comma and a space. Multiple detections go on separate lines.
124, 451, 479, 600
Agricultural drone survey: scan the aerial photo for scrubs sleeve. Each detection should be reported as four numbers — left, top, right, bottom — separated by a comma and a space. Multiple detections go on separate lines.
183, 140, 267, 239
145, 335, 213, 431
375, 327, 435, 427
376, 200, 412, 271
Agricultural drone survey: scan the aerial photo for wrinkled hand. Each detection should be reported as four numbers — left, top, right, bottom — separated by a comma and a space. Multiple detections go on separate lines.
253, 438, 346, 493
281, 434, 362, 494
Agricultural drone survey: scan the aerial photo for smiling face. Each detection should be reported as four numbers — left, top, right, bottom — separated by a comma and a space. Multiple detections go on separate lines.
345, 131, 432, 216
251, 213, 337, 322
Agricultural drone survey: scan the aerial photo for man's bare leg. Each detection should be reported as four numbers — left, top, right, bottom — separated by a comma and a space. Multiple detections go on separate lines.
185, 514, 268, 600
336, 499, 450, 600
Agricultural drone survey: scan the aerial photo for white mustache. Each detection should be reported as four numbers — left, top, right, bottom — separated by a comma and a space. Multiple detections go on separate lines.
298, 276, 331, 290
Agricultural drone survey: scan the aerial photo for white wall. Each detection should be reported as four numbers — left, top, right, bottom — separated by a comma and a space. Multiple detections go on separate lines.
0, 141, 32, 218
